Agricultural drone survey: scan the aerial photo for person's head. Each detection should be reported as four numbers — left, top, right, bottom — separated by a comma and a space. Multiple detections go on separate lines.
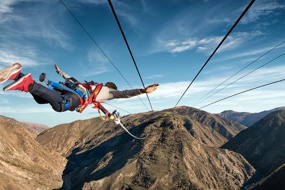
105, 82, 117, 90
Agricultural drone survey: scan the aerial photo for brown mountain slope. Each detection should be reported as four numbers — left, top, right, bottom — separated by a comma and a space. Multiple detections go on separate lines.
248, 164, 285, 190
170, 107, 246, 146
22, 121, 49, 138
36, 106, 246, 157
37, 106, 255, 190
222, 110, 285, 176
0, 115, 66, 190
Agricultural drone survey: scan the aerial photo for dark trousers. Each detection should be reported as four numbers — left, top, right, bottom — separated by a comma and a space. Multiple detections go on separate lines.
30, 82, 80, 112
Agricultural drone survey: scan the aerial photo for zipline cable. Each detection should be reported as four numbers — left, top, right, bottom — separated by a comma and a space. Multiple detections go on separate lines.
104, 102, 132, 114
199, 78, 285, 109
108, 0, 154, 111
196, 51, 285, 106
59, 0, 149, 111
194, 40, 285, 106
175, 0, 255, 107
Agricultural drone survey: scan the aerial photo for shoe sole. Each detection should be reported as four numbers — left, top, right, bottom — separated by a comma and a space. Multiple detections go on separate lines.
3, 73, 31, 91
0, 63, 22, 83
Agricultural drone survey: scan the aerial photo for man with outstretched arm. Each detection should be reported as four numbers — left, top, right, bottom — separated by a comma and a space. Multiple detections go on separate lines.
0, 63, 159, 113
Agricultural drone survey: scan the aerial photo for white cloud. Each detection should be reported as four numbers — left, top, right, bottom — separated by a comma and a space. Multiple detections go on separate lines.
168, 39, 197, 53
0, 0, 16, 14
124, 64, 285, 112
0, 1, 73, 50
242, 1, 285, 24
41, 25, 72, 50
215, 46, 275, 62
146, 74, 163, 79
162, 30, 264, 55
79, 0, 106, 5
0, 50, 39, 67
0, 105, 54, 114
81, 50, 112, 77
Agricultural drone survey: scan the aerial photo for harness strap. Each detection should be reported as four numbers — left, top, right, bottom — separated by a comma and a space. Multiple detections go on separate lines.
77, 83, 103, 113
93, 102, 114, 120
49, 80, 109, 116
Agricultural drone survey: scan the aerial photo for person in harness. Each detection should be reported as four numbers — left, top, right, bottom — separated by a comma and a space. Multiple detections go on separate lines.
0, 63, 159, 118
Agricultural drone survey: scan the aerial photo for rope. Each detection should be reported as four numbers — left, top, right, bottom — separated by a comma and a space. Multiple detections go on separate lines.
194, 40, 285, 106
197, 52, 285, 106
175, 0, 255, 107
108, 0, 154, 111
59, 0, 149, 111
103, 102, 132, 114
199, 78, 285, 109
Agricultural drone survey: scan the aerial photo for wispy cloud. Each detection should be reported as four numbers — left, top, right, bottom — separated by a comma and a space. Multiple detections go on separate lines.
0, 105, 54, 114
81, 50, 112, 76
41, 25, 72, 50
0, 50, 40, 67
0, 0, 17, 15
214, 46, 275, 62
0, 1, 75, 73
134, 64, 285, 108
242, 1, 285, 24
161, 30, 264, 55
78, 0, 107, 5
146, 74, 164, 79
166, 39, 197, 53
0, 1, 73, 50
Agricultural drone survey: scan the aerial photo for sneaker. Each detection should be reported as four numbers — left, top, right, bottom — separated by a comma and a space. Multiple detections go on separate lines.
3, 73, 34, 92
0, 63, 22, 83
39, 73, 46, 82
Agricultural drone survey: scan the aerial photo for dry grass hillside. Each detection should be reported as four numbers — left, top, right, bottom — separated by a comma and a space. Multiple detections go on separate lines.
21, 121, 49, 138
0, 116, 66, 190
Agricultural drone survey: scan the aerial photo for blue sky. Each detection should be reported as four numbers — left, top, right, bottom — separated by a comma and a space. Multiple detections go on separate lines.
0, 0, 285, 127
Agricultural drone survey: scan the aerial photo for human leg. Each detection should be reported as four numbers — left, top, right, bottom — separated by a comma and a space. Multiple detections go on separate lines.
3, 73, 81, 112
30, 83, 80, 112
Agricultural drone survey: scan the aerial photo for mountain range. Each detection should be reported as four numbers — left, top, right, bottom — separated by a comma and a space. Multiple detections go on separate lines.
218, 107, 285, 127
0, 106, 284, 189
222, 110, 285, 176
36, 106, 254, 189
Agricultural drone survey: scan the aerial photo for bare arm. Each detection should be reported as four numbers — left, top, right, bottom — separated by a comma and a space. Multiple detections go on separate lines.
110, 89, 143, 98
54, 64, 71, 80
109, 84, 159, 99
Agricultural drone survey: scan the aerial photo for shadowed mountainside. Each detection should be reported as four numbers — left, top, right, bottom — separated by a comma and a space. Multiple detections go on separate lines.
247, 164, 285, 190
36, 106, 256, 190
222, 110, 285, 176
0, 115, 66, 190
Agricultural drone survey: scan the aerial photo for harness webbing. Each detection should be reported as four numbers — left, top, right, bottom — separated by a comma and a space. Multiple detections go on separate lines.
76, 83, 103, 113
49, 80, 113, 118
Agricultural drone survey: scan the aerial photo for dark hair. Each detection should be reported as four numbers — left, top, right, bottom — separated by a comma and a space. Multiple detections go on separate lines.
105, 82, 117, 90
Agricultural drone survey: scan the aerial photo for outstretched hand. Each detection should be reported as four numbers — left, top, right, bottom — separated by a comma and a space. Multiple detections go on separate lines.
54, 64, 61, 74
145, 84, 159, 93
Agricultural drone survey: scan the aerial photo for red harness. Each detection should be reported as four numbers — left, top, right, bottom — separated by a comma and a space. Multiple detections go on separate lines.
76, 83, 112, 119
